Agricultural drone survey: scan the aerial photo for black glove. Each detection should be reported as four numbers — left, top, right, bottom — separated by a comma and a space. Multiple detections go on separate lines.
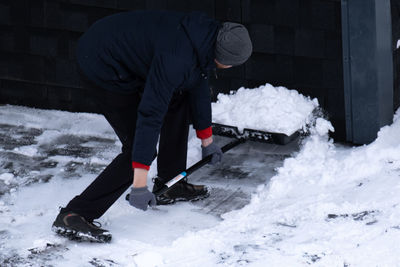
128, 186, 156, 211
202, 142, 223, 165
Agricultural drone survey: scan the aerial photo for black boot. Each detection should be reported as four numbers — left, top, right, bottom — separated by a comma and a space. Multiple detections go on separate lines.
152, 177, 210, 205
52, 210, 112, 243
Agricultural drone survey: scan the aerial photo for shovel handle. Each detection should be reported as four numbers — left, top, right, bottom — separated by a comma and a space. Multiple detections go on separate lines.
152, 138, 245, 196
185, 138, 245, 176
126, 138, 245, 200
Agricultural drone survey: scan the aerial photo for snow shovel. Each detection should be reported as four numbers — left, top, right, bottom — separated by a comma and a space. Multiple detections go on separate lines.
125, 123, 297, 200
211, 122, 300, 145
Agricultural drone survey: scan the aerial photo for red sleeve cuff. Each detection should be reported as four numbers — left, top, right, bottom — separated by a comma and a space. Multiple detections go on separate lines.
196, 126, 212, 139
132, 162, 150, 170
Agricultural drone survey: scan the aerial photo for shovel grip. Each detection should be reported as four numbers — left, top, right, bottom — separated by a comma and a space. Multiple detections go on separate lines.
185, 138, 245, 176
152, 138, 245, 196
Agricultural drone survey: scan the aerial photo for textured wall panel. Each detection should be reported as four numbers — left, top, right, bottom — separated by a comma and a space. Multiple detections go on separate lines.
166, 0, 215, 17
245, 53, 276, 81
249, 24, 274, 54
295, 29, 325, 58
216, 0, 241, 22
274, 26, 295, 55
275, 0, 299, 27
293, 57, 323, 87
0, 2, 10, 25
241, 0, 275, 24
0, 27, 13, 52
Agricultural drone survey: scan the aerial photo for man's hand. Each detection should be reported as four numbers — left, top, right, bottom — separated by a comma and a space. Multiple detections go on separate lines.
128, 186, 156, 211
202, 141, 223, 165
130, 168, 154, 211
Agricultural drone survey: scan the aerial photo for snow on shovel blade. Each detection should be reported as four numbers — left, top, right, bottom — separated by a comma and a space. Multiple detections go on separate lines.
211, 123, 299, 145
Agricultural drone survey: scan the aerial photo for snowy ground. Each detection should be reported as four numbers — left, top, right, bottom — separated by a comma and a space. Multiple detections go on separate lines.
1, 101, 400, 266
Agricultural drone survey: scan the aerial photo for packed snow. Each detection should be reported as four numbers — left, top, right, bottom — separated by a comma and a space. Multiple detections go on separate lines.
1, 82, 400, 266
212, 83, 319, 136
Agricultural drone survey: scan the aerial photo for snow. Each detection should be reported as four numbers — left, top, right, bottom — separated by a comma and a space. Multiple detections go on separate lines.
212, 83, 319, 136
1, 81, 400, 266
0, 173, 14, 185
0, 105, 115, 138
134, 113, 400, 266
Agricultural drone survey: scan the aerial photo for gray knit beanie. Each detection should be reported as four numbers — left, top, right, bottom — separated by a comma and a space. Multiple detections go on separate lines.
215, 22, 253, 66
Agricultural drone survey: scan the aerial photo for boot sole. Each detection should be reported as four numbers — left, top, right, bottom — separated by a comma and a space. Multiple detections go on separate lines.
52, 225, 112, 243
156, 191, 210, 206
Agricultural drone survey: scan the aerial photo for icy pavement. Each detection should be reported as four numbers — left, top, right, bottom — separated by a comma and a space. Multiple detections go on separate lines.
0, 105, 295, 266
189, 138, 297, 216
0, 123, 116, 195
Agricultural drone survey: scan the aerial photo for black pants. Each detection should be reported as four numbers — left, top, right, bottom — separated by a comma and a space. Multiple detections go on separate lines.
63, 75, 190, 221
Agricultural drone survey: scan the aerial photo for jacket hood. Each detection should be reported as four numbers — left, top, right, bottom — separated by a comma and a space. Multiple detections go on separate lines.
181, 12, 220, 72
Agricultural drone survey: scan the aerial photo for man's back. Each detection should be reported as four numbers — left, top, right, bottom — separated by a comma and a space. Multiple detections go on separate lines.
77, 10, 219, 93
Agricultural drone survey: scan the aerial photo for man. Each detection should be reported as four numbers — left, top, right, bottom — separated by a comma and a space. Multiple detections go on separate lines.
51, 10, 252, 243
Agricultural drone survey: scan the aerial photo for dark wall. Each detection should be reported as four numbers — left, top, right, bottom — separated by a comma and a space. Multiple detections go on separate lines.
1, 0, 344, 139
392, 0, 400, 111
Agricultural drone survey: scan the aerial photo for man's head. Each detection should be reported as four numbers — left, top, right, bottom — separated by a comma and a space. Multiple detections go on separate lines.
215, 22, 252, 68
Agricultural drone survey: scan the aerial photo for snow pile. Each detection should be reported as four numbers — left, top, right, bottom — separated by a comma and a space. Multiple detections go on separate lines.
212, 83, 319, 136
138, 114, 400, 266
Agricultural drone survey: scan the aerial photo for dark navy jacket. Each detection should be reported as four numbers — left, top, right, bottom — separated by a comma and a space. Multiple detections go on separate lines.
76, 10, 219, 166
